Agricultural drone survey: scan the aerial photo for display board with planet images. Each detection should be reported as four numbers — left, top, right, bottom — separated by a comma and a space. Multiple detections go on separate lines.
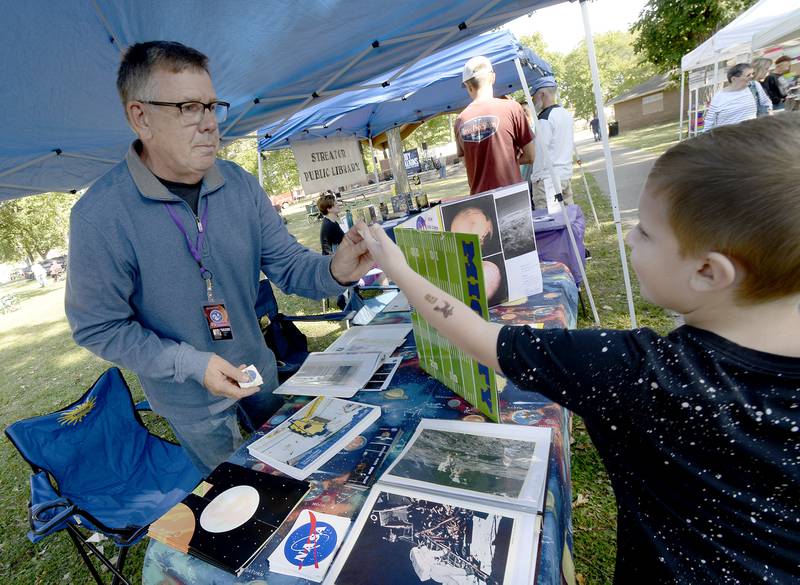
439, 182, 542, 306
394, 229, 500, 421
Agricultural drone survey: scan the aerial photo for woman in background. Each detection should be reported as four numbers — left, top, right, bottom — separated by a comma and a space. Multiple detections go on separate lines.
704, 63, 771, 131
318, 192, 345, 256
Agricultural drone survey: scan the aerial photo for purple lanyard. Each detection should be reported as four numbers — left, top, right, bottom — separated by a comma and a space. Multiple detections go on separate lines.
164, 202, 214, 298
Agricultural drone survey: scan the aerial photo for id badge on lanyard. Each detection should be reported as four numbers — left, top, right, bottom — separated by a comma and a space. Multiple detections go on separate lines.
165, 202, 234, 341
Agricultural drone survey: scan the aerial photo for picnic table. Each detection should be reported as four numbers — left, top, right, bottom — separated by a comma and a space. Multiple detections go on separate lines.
142, 261, 578, 585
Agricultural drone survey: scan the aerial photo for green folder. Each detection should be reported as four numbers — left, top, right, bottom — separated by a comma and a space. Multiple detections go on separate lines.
395, 228, 500, 422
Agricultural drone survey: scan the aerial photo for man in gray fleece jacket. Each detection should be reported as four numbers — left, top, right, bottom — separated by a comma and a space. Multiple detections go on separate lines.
65, 41, 374, 474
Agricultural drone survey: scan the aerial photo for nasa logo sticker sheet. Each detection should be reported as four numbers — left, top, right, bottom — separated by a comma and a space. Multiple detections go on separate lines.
267, 509, 351, 582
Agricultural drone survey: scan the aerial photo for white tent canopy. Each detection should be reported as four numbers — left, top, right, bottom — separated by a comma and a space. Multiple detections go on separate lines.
752, 7, 800, 51
681, 0, 799, 71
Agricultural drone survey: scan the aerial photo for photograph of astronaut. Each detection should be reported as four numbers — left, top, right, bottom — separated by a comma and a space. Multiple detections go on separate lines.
332, 490, 514, 585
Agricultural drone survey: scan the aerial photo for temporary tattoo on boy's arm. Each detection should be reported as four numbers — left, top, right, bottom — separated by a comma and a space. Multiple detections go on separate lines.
424, 294, 438, 304
433, 301, 453, 318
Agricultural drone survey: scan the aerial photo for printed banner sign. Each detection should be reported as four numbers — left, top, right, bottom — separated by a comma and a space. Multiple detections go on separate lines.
291, 136, 367, 194
688, 70, 706, 91
403, 148, 421, 175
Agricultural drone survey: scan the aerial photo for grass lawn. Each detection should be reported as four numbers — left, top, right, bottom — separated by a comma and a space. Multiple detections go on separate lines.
0, 159, 673, 584
611, 120, 682, 156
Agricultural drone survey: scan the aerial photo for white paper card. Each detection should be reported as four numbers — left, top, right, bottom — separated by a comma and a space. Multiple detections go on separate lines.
267, 509, 351, 582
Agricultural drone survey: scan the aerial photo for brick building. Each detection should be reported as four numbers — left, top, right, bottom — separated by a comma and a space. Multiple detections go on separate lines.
608, 73, 688, 132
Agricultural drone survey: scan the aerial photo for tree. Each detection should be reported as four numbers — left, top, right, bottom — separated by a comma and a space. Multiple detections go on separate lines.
218, 138, 301, 195
402, 114, 456, 153
558, 31, 658, 120
519, 32, 565, 79
0, 192, 78, 264
631, 0, 758, 72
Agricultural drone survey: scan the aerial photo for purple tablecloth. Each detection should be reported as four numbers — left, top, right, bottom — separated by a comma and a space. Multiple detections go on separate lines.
534, 205, 586, 286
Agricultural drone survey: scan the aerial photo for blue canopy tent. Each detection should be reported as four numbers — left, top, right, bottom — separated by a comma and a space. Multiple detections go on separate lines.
0, 0, 566, 201
0, 0, 638, 325
256, 30, 553, 151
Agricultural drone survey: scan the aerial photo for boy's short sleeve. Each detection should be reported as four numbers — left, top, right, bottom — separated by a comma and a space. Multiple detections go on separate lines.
497, 324, 654, 419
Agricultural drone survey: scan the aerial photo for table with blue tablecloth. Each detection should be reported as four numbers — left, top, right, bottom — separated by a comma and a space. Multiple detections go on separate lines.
143, 261, 578, 585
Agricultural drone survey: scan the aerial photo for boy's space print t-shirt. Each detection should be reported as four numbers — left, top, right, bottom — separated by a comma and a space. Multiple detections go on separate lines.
497, 324, 800, 584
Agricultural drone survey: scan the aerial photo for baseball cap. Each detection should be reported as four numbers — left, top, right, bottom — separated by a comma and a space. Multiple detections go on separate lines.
462, 56, 494, 83
530, 76, 557, 94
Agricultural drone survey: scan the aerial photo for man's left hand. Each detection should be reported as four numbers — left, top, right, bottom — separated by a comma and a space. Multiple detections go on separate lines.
330, 222, 375, 284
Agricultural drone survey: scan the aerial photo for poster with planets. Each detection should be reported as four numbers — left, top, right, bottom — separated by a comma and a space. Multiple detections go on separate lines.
394, 229, 500, 421
147, 462, 309, 576
439, 181, 542, 305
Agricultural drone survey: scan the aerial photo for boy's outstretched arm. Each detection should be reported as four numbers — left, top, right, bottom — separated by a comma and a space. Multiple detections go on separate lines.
357, 223, 502, 371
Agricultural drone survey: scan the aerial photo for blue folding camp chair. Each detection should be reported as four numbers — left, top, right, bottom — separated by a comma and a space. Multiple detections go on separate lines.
5, 367, 203, 585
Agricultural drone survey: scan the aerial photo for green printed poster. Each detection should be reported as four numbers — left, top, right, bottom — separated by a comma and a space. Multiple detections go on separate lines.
395, 228, 500, 422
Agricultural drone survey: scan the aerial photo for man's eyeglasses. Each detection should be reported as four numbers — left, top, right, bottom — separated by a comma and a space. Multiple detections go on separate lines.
140, 100, 230, 125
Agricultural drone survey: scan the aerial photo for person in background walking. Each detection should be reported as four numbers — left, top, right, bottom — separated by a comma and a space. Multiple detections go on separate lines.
704, 63, 771, 131
318, 192, 344, 256
529, 76, 575, 210
31, 262, 47, 288
590, 114, 601, 142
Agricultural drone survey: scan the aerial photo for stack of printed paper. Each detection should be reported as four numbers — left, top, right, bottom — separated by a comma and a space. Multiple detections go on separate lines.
147, 463, 310, 576
324, 323, 412, 357
267, 509, 351, 582
274, 352, 384, 398
352, 291, 411, 325
248, 396, 381, 480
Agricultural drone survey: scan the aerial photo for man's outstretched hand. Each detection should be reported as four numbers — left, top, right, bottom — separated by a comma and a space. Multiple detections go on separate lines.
330, 222, 375, 284
203, 355, 260, 399
356, 222, 408, 280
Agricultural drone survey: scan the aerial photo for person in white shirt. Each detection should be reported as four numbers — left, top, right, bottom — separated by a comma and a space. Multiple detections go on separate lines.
529, 76, 575, 210
704, 63, 771, 132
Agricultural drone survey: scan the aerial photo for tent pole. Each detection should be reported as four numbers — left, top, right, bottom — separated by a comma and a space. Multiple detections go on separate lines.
514, 57, 600, 326
579, 0, 637, 328
257, 143, 264, 189
678, 70, 685, 141
368, 135, 380, 184
0, 151, 59, 179
574, 146, 601, 230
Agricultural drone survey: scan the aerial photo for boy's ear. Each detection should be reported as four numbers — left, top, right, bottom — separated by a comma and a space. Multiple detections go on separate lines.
689, 252, 738, 293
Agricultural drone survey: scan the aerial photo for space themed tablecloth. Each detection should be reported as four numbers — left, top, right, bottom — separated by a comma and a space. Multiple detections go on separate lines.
143, 261, 578, 585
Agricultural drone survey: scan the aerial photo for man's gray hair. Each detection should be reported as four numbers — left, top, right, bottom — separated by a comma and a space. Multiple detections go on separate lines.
116, 41, 210, 108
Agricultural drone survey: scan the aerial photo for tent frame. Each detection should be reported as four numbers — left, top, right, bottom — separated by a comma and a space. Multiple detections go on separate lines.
578, 0, 637, 327
514, 57, 600, 326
